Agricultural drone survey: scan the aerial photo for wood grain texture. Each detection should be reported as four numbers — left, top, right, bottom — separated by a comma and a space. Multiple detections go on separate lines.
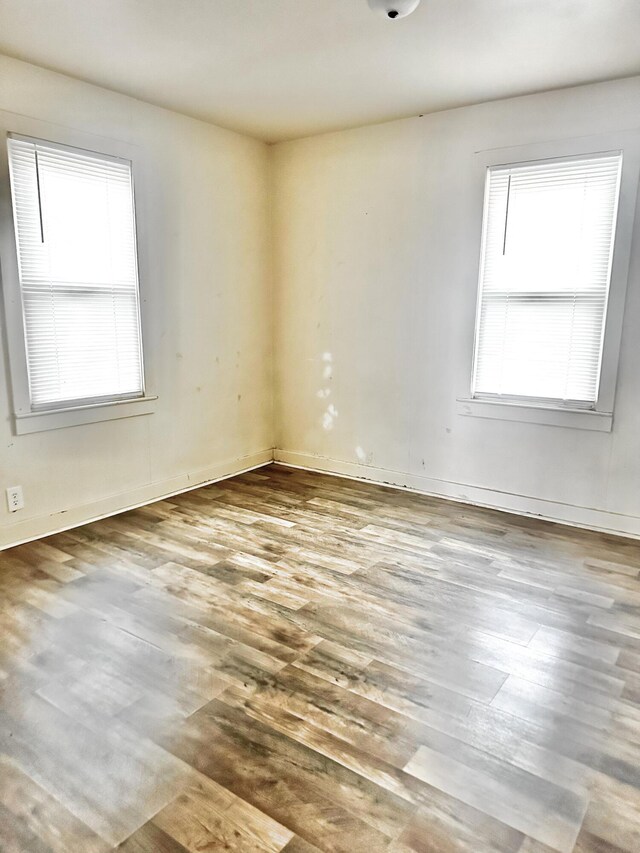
1, 463, 639, 852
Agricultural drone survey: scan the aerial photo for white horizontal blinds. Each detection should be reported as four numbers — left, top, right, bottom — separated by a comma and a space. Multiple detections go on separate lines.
472, 152, 622, 406
7, 136, 144, 409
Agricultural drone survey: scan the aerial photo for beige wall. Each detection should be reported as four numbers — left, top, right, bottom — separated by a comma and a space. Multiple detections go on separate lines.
272, 77, 640, 537
0, 55, 273, 547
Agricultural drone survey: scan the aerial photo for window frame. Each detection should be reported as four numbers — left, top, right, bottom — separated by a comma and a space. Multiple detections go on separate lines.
0, 115, 156, 435
458, 132, 640, 432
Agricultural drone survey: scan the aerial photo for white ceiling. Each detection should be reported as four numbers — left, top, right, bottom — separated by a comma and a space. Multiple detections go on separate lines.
1, 0, 639, 142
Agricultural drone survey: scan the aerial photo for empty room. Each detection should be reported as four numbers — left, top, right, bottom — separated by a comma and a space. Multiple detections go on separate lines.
1, 1, 640, 851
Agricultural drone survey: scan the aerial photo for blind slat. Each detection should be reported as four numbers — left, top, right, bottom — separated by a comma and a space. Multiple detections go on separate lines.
472, 152, 622, 405
8, 136, 144, 409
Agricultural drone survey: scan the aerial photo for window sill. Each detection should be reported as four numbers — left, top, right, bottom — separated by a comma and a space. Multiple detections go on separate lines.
456, 397, 612, 432
13, 395, 157, 435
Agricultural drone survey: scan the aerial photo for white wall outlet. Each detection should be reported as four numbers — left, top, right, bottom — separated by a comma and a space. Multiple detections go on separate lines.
6, 486, 24, 513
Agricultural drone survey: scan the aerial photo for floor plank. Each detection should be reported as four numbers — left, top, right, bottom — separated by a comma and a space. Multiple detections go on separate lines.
1, 463, 640, 851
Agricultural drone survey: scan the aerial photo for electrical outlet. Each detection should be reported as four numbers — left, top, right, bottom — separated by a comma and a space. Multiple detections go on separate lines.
6, 486, 24, 513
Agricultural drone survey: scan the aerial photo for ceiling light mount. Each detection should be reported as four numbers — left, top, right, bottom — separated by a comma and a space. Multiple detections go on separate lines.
367, 0, 421, 19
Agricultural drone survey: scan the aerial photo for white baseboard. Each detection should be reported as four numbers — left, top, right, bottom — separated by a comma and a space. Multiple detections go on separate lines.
274, 449, 640, 540
5, 446, 638, 549
0, 448, 274, 551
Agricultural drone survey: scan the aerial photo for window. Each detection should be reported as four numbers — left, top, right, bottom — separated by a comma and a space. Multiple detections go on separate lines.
472, 152, 622, 409
7, 135, 145, 412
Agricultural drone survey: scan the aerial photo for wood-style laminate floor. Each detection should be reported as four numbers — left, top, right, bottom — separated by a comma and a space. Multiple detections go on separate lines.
1, 464, 640, 853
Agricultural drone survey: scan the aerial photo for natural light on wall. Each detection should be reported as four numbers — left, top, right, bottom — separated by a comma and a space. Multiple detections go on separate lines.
472, 152, 622, 408
7, 136, 144, 410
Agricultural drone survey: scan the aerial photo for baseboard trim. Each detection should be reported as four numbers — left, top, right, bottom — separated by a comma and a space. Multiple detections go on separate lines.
274, 449, 640, 541
6, 446, 639, 549
1, 448, 274, 551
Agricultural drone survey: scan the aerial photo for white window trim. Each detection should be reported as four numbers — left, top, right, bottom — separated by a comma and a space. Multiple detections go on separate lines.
0, 112, 156, 434
13, 394, 158, 435
457, 131, 640, 431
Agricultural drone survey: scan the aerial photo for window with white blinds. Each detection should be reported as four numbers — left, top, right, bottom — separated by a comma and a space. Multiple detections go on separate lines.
472, 152, 622, 407
7, 135, 144, 410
